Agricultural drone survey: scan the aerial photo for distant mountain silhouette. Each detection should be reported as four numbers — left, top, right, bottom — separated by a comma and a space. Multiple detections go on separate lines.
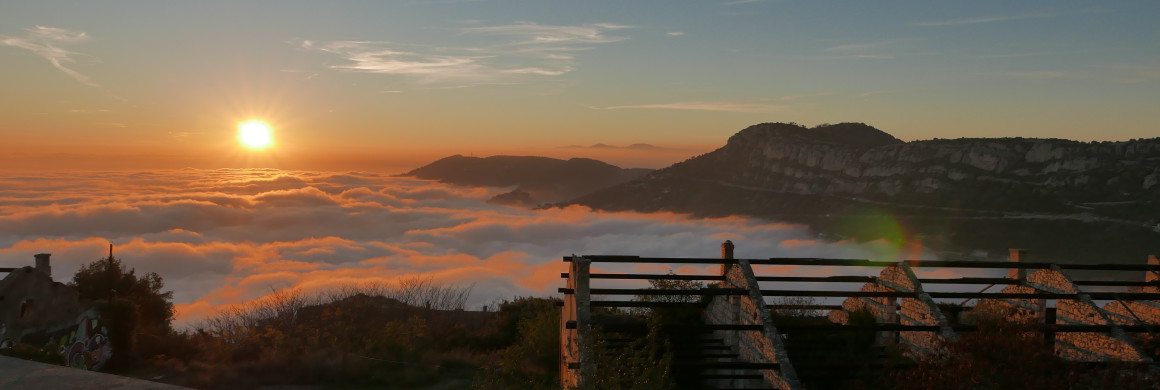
561, 143, 668, 150
404, 155, 651, 206
567, 122, 1160, 263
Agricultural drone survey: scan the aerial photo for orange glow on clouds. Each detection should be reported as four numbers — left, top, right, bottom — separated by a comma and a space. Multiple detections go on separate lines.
0, 168, 939, 327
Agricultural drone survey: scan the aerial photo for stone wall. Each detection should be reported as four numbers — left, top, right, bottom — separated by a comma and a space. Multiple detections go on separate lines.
828, 265, 955, 358
564, 251, 1160, 388
878, 265, 957, 357
710, 261, 801, 390
1100, 255, 1159, 350
1035, 267, 1150, 362
977, 265, 1153, 363
831, 281, 898, 346
1101, 285, 1160, 351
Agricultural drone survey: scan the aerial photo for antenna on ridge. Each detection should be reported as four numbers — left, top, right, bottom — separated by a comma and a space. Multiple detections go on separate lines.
106, 242, 116, 302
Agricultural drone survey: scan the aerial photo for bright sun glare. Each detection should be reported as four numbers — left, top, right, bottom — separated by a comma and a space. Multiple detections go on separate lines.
237, 120, 274, 150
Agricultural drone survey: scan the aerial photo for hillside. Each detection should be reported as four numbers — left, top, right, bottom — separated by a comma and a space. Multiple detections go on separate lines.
405, 155, 651, 206
569, 123, 1160, 263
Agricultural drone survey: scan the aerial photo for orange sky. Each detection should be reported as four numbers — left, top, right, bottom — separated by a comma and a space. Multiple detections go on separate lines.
4, 2, 1160, 174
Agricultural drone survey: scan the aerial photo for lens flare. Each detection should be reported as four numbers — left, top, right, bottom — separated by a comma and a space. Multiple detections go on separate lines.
835, 207, 919, 260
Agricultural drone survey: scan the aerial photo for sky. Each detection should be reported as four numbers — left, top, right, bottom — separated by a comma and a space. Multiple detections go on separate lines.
2, 1, 1159, 171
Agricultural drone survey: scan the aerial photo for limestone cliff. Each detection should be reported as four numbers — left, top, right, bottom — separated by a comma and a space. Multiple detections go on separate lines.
571, 123, 1160, 262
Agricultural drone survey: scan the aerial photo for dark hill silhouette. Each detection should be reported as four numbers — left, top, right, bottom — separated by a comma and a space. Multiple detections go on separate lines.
727, 122, 902, 149
562, 143, 667, 150
293, 293, 491, 334
405, 155, 651, 206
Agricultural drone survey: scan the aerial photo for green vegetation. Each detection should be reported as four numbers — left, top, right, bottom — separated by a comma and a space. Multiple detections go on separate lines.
9, 260, 1157, 389
0, 343, 66, 365
881, 315, 1156, 390
119, 280, 569, 389
472, 297, 561, 389
585, 325, 673, 390
774, 306, 895, 389
70, 255, 176, 371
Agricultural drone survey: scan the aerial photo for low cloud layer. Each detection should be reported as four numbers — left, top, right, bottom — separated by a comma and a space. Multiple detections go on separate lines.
0, 169, 929, 327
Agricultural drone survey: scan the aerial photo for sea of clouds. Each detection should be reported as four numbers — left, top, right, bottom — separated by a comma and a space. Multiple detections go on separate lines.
0, 168, 971, 327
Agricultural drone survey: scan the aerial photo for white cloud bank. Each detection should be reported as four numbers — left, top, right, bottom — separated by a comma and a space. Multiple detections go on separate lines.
0, 168, 934, 327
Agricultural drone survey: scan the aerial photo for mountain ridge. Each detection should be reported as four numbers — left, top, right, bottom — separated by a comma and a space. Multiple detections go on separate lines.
403, 154, 651, 206
568, 122, 1160, 262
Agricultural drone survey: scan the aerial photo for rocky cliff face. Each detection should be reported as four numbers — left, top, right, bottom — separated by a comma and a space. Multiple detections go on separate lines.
610, 122, 1160, 217
571, 123, 1160, 262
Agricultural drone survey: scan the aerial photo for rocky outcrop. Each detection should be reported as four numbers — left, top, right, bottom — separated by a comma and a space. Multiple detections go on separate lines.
570, 123, 1160, 262
579, 122, 1160, 217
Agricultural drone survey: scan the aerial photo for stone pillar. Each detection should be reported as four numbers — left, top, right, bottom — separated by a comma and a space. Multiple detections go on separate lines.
721, 240, 735, 275
880, 294, 900, 347
1008, 249, 1027, 281
34, 253, 51, 277
720, 240, 743, 387
560, 256, 592, 390
572, 257, 592, 388
878, 264, 958, 357
1147, 254, 1158, 284
1008, 249, 1048, 318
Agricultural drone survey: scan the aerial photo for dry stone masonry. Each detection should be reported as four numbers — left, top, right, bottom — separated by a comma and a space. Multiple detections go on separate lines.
560, 245, 1160, 389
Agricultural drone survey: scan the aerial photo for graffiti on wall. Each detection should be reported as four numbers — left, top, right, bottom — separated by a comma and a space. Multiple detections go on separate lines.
55, 316, 112, 371
0, 311, 112, 371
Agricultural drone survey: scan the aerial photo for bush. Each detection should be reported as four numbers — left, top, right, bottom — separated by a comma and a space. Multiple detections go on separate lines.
472, 297, 561, 390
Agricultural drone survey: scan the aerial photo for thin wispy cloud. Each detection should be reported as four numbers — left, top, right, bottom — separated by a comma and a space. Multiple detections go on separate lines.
819, 39, 913, 60
597, 100, 789, 113
723, 0, 771, 5
596, 93, 839, 113
1110, 62, 1160, 84
777, 92, 834, 101
914, 13, 1054, 27
504, 66, 574, 76
68, 109, 112, 114
826, 42, 883, 52
858, 90, 895, 98
1001, 70, 1068, 80
302, 40, 487, 81
667, 32, 685, 37
302, 22, 630, 84
463, 22, 631, 45
0, 26, 99, 87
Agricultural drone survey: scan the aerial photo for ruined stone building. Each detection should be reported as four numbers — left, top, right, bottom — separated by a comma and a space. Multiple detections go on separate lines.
0, 254, 112, 371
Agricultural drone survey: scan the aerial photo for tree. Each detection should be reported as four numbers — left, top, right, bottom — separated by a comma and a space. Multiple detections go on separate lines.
472, 297, 561, 389
70, 254, 175, 367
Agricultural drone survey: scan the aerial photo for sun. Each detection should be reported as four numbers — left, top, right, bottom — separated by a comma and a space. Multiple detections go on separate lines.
237, 120, 274, 150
